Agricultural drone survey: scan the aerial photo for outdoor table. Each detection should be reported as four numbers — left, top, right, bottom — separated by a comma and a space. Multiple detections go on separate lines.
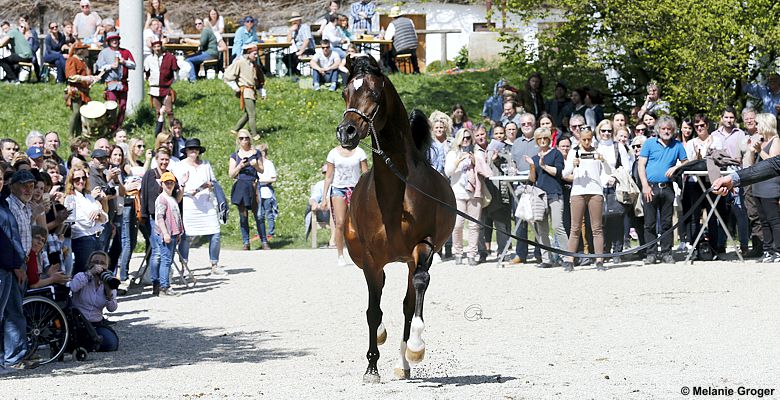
489, 173, 530, 267
682, 170, 744, 263
163, 43, 200, 57
256, 41, 292, 76
351, 38, 392, 56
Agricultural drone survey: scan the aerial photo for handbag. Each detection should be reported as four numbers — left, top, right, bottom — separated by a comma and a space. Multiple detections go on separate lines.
480, 178, 492, 208
603, 187, 625, 217
133, 190, 143, 223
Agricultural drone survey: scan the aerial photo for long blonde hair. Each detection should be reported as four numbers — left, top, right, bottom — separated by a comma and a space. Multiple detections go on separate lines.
65, 165, 90, 195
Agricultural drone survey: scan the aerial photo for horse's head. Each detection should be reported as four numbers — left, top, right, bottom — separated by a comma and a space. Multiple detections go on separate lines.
337, 55, 386, 150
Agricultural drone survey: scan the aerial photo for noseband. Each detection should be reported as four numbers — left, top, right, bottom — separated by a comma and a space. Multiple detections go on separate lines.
343, 78, 386, 158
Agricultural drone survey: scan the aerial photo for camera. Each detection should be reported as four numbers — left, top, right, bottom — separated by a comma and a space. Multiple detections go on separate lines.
99, 270, 121, 290
580, 152, 595, 160
243, 157, 249, 164
463, 144, 474, 154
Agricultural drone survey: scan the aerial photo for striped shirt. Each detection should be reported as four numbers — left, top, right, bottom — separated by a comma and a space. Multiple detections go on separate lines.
7, 194, 32, 256
350, 1, 375, 31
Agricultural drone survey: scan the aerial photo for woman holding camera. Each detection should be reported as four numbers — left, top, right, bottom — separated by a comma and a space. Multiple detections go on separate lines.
562, 128, 612, 271
65, 166, 109, 275
70, 251, 119, 352
228, 130, 264, 251
445, 128, 491, 266
596, 120, 630, 264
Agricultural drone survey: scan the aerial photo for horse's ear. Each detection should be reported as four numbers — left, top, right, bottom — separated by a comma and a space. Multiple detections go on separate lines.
365, 54, 380, 69
346, 53, 356, 74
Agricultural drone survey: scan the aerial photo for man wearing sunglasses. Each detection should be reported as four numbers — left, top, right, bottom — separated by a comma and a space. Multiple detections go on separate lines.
72, 0, 102, 44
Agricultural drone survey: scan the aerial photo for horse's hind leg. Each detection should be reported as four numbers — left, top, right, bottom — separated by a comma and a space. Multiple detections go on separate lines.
363, 265, 385, 384
406, 240, 435, 365
394, 262, 415, 379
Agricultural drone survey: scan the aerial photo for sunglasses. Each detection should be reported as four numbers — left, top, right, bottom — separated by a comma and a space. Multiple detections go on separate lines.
73, 176, 86, 182
50, 25, 58, 29
570, 124, 583, 129
600, 129, 613, 133
632, 145, 642, 149
694, 124, 706, 128
635, 128, 646, 132
462, 136, 472, 140
239, 136, 250, 140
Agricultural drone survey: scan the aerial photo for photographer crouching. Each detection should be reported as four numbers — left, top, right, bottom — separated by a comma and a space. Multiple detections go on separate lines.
69, 250, 119, 352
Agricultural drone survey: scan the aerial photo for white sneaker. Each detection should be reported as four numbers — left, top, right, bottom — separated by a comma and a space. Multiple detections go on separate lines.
160, 287, 181, 297
337, 256, 348, 267
211, 266, 227, 276
432, 253, 442, 264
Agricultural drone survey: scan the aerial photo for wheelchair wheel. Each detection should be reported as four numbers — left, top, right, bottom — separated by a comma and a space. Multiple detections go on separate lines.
73, 347, 88, 361
23, 296, 69, 365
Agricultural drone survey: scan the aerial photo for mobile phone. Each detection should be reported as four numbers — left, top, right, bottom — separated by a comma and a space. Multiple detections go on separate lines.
243, 157, 249, 163
43, 193, 51, 202
463, 145, 474, 154
580, 152, 595, 160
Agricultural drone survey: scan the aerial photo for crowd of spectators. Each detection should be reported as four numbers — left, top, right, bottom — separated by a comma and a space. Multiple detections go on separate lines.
413, 74, 780, 270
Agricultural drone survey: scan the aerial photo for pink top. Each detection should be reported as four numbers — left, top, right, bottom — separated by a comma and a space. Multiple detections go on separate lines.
154, 193, 183, 236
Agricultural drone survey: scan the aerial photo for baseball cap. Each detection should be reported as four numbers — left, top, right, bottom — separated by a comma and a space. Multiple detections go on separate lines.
10, 170, 36, 185
160, 171, 176, 183
26, 147, 44, 159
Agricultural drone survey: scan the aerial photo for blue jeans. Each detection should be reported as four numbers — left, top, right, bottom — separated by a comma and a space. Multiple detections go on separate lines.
156, 233, 179, 289
313, 69, 338, 88
62, 237, 74, 276
237, 204, 263, 246
72, 234, 100, 275
95, 325, 118, 352
258, 197, 277, 240
147, 218, 162, 284
43, 52, 66, 83
179, 232, 221, 265
118, 205, 138, 281
2, 276, 27, 367
186, 52, 216, 81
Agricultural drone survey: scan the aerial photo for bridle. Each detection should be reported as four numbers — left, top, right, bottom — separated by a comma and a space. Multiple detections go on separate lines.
342, 78, 387, 160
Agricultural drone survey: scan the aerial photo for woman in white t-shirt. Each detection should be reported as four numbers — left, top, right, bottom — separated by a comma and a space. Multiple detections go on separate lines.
321, 146, 368, 266
256, 143, 278, 250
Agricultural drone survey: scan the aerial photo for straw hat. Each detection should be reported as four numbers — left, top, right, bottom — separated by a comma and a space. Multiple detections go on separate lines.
388, 6, 403, 18
288, 12, 303, 23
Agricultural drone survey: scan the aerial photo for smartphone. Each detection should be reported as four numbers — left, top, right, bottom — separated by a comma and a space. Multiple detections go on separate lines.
43, 193, 51, 202
463, 145, 474, 154
580, 152, 595, 160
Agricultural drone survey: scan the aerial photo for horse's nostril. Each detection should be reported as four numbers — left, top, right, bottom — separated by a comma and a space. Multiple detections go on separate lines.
346, 125, 356, 136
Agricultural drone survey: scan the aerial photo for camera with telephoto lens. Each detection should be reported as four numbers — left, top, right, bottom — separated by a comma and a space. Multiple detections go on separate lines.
99, 270, 121, 290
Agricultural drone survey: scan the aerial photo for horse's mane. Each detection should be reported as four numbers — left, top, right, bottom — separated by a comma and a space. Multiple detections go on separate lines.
408, 109, 432, 165
347, 55, 383, 81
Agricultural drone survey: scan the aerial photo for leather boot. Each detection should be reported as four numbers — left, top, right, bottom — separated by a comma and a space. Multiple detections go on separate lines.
152, 283, 160, 297
745, 237, 763, 258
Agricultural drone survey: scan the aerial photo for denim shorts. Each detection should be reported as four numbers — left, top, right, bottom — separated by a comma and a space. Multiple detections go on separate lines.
330, 186, 352, 199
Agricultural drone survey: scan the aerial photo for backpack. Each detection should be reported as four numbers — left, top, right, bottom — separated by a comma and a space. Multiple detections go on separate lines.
696, 237, 715, 262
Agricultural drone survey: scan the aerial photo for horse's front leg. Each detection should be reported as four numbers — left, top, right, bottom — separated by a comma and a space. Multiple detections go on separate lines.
406, 241, 434, 365
363, 263, 385, 384
395, 261, 415, 379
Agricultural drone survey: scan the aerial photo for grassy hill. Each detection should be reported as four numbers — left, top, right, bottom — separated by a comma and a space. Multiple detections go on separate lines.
0, 68, 510, 248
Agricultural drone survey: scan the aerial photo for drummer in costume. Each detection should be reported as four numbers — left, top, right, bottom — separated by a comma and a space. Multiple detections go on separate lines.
143, 39, 178, 133
223, 43, 266, 140
95, 32, 136, 132
65, 41, 98, 137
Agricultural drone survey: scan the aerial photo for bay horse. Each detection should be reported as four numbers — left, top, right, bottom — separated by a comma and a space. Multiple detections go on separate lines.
336, 55, 456, 383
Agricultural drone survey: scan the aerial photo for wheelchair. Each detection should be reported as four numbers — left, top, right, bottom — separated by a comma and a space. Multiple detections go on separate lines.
23, 285, 103, 364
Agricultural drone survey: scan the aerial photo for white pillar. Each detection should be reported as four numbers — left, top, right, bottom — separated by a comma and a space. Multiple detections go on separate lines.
119, 0, 144, 116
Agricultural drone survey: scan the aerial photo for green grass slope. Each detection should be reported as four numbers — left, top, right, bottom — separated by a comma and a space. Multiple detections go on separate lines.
0, 68, 505, 248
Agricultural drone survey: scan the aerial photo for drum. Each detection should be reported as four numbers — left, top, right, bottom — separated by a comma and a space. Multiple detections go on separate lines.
79, 101, 107, 138
104, 100, 118, 130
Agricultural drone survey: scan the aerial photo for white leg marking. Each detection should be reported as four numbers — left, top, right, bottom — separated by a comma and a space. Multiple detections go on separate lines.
405, 317, 426, 364
377, 322, 387, 346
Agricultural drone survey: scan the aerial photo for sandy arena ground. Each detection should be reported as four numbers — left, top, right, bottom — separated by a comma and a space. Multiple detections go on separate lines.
2, 247, 779, 399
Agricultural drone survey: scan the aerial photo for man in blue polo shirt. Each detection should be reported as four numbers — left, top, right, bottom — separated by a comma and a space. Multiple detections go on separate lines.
638, 116, 687, 265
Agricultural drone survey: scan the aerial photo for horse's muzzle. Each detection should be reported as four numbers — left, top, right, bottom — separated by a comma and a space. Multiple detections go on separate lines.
337, 121, 360, 150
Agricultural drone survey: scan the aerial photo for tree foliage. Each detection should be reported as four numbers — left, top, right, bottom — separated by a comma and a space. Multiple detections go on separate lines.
501, 0, 780, 116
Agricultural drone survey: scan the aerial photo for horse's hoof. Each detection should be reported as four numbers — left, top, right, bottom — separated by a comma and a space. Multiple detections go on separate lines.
405, 346, 425, 364
363, 372, 381, 384
394, 368, 411, 380
377, 323, 387, 346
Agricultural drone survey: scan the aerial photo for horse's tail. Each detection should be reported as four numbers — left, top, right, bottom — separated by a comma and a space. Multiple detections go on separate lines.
408, 109, 432, 164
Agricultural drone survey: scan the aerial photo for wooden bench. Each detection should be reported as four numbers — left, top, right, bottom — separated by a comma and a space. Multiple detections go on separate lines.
395, 54, 413, 74
200, 59, 220, 79
310, 210, 333, 249
298, 56, 313, 76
